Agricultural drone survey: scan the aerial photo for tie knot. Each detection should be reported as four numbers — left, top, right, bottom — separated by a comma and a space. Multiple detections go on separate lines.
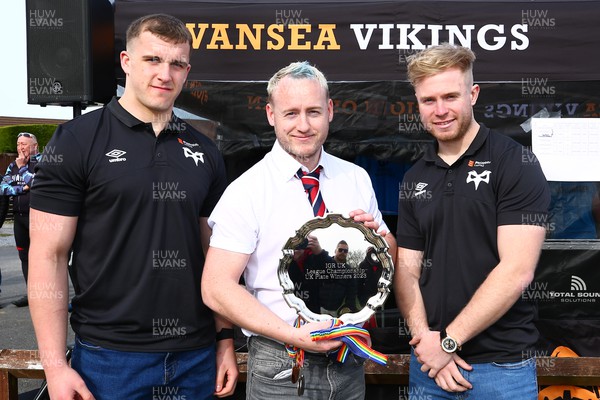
297, 167, 321, 191
297, 166, 322, 180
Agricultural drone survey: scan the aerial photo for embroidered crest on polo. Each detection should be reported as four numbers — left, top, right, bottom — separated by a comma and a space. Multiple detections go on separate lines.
177, 138, 200, 149
467, 160, 492, 168
466, 170, 491, 190
182, 146, 204, 166
105, 149, 127, 163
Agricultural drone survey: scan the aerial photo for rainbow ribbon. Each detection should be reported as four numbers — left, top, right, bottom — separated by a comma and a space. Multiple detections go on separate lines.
310, 320, 388, 366
285, 318, 305, 360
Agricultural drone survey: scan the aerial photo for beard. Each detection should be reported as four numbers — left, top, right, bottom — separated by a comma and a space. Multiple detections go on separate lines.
279, 137, 323, 166
426, 109, 474, 144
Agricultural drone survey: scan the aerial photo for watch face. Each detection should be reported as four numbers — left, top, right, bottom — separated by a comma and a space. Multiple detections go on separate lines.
442, 337, 457, 353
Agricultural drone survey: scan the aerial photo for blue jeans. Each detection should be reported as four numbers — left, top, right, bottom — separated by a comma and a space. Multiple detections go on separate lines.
409, 351, 538, 400
247, 335, 365, 400
72, 337, 216, 400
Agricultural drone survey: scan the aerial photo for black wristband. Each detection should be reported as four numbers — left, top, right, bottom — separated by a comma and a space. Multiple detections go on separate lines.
216, 328, 234, 341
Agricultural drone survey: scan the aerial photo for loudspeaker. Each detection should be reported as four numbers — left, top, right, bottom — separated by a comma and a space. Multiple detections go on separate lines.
26, 0, 115, 106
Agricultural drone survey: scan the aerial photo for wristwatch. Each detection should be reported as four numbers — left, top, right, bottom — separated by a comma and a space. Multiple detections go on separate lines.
440, 328, 461, 353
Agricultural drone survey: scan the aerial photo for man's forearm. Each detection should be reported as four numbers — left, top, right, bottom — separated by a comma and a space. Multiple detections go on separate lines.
445, 225, 545, 346
396, 274, 430, 337
202, 247, 344, 353
206, 278, 294, 344
28, 209, 78, 376
443, 260, 533, 347
28, 258, 71, 375
394, 248, 429, 337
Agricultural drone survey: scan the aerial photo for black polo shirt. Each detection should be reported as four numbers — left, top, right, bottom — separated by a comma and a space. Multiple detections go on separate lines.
31, 98, 227, 352
396, 125, 550, 363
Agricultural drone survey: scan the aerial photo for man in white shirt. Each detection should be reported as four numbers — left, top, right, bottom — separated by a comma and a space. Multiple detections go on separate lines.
202, 61, 396, 399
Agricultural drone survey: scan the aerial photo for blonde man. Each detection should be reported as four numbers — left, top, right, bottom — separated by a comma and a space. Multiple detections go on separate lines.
395, 43, 549, 399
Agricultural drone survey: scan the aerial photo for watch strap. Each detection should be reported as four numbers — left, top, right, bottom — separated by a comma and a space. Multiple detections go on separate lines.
440, 328, 447, 340
216, 328, 234, 341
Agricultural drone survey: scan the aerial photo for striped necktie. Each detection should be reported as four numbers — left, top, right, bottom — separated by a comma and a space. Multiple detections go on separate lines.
297, 166, 327, 217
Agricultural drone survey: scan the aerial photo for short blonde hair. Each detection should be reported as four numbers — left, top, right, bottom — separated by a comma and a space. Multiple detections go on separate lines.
407, 43, 476, 88
267, 61, 329, 103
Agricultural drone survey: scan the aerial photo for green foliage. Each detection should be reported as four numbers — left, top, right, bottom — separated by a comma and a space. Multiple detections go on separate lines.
0, 124, 57, 153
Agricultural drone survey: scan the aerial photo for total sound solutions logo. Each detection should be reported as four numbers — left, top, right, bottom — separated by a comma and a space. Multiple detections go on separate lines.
550, 275, 600, 303
525, 275, 600, 303
523, 275, 600, 303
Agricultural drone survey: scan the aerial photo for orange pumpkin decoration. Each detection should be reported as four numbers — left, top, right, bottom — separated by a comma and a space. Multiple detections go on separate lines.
538, 346, 600, 400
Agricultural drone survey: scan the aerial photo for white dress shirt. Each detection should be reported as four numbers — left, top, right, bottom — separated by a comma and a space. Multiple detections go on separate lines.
208, 140, 388, 333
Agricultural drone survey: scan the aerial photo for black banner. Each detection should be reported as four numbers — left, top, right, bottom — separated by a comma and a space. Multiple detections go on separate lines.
172, 80, 600, 160
113, 1, 600, 353
113, 0, 600, 161
533, 247, 600, 356
115, 0, 600, 81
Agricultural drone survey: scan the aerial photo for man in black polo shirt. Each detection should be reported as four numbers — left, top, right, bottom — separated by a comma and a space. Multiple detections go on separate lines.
395, 43, 550, 399
28, 14, 237, 399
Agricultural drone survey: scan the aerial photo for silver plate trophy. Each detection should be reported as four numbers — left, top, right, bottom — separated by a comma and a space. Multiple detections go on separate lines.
278, 214, 394, 325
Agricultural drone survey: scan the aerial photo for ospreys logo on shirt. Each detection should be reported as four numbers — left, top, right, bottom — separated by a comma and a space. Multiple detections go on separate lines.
466, 160, 492, 190
178, 138, 205, 166
466, 170, 491, 190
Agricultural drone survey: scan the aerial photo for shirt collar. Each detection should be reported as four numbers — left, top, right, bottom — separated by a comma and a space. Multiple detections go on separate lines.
107, 97, 179, 135
107, 97, 143, 128
271, 140, 328, 182
462, 125, 490, 157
